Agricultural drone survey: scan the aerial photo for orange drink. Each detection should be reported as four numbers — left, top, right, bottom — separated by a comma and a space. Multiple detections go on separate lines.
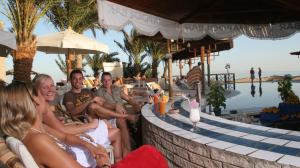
159, 101, 167, 116
153, 95, 159, 113
153, 95, 159, 104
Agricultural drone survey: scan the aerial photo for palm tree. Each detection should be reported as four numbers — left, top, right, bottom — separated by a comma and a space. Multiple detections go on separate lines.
114, 29, 149, 77
85, 52, 119, 76
45, 0, 105, 75
55, 55, 87, 76
1, 0, 55, 82
145, 41, 167, 78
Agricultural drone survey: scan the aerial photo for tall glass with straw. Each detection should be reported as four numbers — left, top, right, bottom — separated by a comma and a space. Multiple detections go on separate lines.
189, 99, 200, 132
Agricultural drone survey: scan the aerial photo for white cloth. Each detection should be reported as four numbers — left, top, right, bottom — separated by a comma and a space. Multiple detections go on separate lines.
98, 0, 300, 40
70, 120, 110, 168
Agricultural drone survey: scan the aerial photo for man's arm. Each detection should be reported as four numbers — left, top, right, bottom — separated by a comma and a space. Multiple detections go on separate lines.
93, 95, 127, 114
65, 100, 91, 116
43, 106, 98, 135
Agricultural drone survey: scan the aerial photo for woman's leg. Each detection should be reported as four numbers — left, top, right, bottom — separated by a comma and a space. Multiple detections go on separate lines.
108, 128, 122, 162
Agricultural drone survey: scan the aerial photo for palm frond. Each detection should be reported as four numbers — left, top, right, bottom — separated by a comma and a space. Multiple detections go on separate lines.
85, 52, 120, 76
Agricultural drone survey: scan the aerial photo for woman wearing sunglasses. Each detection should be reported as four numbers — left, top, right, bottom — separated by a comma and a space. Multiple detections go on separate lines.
0, 82, 110, 167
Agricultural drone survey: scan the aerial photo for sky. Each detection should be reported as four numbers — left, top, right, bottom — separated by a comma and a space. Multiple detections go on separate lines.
1, 11, 300, 83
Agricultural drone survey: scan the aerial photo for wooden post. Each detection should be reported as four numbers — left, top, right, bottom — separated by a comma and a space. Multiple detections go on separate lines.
200, 46, 205, 96
188, 57, 192, 70
179, 61, 183, 78
66, 49, 75, 82
167, 40, 173, 99
233, 73, 236, 90
207, 45, 211, 87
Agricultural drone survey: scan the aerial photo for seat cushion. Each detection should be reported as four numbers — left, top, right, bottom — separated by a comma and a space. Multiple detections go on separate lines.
0, 137, 24, 168
5, 137, 39, 168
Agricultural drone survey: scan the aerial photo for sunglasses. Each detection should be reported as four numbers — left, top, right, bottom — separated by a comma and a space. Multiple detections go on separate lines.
10, 81, 35, 102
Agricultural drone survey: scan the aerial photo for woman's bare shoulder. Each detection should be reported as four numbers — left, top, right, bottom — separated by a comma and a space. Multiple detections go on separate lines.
23, 132, 53, 149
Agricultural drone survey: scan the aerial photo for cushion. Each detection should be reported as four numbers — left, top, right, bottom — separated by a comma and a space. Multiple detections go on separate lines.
0, 137, 24, 168
5, 137, 39, 168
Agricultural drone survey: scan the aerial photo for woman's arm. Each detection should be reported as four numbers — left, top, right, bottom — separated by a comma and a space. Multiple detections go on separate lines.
44, 125, 109, 166
43, 106, 98, 135
24, 133, 82, 168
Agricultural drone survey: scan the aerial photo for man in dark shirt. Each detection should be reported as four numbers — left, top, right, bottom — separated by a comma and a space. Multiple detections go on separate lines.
63, 69, 132, 157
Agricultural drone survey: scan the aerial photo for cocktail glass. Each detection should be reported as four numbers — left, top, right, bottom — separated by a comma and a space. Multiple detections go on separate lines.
153, 95, 159, 113
189, 100, 200, 132
159, 101, 167, 118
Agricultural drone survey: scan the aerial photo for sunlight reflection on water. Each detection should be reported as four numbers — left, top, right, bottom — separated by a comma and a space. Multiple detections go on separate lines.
225, 82, 300, 110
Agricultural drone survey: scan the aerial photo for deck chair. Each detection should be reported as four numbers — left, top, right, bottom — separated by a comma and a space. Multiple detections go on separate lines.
5, 137, 39, 168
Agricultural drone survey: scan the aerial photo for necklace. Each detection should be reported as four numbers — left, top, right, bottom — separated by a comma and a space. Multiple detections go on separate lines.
30, 128, 43, 133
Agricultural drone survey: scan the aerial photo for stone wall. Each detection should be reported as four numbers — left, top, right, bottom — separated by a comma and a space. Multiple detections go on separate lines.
142, 116, 297, 168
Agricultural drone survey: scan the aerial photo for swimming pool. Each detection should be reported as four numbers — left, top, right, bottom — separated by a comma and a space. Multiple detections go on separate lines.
225, 82, 300, 110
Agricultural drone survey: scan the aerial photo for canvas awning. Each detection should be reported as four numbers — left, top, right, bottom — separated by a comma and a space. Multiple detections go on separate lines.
98, 0, 300, 40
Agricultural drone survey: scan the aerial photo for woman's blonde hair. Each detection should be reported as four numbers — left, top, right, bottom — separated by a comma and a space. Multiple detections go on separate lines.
0, 82, 37, 140
32, 74, 52, 95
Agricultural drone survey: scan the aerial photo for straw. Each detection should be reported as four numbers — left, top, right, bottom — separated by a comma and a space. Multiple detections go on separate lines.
181, 94, 191, 105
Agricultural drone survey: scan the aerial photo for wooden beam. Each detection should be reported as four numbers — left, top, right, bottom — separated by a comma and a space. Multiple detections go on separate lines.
201, 46, 205, 96
167, 40, 173, 99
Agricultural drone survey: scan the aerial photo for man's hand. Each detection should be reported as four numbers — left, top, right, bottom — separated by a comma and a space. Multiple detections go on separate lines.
88, 145, 110, 167
116, 104, 127, 114
92, 96, 105, 106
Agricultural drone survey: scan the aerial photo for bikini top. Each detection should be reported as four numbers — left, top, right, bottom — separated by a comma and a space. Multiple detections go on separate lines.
30, 128, 76, 158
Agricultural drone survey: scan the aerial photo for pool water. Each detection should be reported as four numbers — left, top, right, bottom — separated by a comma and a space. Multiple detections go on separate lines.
225, 82, 300, 110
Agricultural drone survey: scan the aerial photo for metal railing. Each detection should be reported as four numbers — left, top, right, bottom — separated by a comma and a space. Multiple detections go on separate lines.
206, 73, 235, 90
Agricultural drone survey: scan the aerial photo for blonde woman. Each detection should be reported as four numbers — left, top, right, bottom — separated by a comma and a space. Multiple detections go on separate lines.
32, 74, 122, 162
0, 82, 110, 168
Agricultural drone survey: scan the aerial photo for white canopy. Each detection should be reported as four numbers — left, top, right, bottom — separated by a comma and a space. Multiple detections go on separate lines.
0, 30, 17, 56
98, 0, 300, 40
103, 62, 123, 79
37, 28, 109, 54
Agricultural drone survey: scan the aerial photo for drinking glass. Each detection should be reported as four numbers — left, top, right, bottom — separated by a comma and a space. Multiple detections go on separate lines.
153, 94, 159, 113
159, 101, 167, 118
189, 106, 200, 132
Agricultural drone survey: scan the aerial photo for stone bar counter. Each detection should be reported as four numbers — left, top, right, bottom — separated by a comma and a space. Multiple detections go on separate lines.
141, 100, 300, 168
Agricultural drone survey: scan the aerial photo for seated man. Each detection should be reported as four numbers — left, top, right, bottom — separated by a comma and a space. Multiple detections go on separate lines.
63, 69, 131, 157
96, 72, 143, 149
32, 74, 122, 162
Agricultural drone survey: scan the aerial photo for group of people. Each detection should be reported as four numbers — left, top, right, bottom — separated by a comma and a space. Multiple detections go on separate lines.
250, 67, 262, 83
0, 69, 168, 168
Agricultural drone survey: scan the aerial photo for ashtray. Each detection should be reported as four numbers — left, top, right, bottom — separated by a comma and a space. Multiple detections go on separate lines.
168, 108, 179, 114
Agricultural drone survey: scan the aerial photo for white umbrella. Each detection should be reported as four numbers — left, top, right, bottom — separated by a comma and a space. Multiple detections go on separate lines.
37, 28, 109, 54
37, 28, 109, 80
0, 30, 17, 56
